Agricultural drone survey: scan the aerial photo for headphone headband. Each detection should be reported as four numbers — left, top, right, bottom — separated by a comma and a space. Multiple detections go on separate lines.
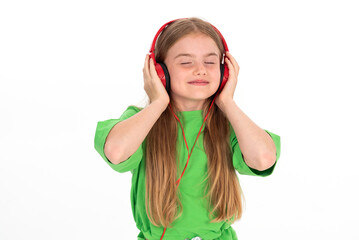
149, 18, 229, 61
149, 19, 180, 55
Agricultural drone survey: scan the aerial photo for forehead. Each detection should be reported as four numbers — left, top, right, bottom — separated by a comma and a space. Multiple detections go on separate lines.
166, 33, 221, 58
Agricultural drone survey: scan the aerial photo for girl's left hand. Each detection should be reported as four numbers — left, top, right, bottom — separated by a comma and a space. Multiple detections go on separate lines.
215, 51, 240, 109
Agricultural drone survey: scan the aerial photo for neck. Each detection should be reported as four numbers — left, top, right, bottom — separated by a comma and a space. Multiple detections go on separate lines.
171, 99, 206, 111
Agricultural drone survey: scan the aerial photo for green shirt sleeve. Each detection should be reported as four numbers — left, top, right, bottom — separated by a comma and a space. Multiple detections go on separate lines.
231, 125, 281, 177
94, 105, 144, 173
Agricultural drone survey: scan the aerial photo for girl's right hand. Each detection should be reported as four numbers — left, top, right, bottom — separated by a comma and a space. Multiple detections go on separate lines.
143, 54, 170, 105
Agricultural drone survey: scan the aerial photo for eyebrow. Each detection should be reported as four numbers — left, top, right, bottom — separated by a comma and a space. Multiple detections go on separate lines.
174, 52, 219, 59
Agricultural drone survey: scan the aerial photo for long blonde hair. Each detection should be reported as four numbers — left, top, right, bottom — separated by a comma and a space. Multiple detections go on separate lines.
145, 18, 243, 228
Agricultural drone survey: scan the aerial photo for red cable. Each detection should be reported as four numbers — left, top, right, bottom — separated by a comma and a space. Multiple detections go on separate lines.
160, 94, 218, 240
175, 121, 204, 186
159, 227, 167, 240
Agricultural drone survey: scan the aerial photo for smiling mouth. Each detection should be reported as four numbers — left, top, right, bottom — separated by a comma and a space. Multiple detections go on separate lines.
188, 80, 209, 86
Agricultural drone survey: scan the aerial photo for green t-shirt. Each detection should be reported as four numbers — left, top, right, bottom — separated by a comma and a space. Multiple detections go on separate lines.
94, 106, 281, 240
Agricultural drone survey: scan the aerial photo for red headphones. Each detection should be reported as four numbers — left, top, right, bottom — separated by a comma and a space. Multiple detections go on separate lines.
149, 18, 229, 94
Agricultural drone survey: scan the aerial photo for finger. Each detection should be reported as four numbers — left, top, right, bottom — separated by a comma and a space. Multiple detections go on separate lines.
226, 52, 239, 74
224, 58, 234, 75
225, 52, 240, 74
143, 54, 150, 78
225, 56, 233, 70
225, 57, 239, 81
149, 57, 159, 81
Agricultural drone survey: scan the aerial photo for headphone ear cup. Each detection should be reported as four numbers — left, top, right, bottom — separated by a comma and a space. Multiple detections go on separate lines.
155, 62, 171, 92
218, 63, 229, 93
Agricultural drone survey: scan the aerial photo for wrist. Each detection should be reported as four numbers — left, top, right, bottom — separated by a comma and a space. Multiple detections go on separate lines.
151, 98, 169, 112
216, 98, 235, 114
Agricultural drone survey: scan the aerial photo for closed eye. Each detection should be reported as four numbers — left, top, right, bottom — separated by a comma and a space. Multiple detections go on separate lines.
205, 62, 215, 64
181, 62, 192, 65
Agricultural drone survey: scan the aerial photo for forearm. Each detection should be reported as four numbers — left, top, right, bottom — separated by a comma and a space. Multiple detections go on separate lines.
104, 100, 167, 164
218, 99, 276, 171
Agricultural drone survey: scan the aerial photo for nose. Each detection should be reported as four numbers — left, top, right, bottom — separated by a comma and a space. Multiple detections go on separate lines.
193, 62, 207, 76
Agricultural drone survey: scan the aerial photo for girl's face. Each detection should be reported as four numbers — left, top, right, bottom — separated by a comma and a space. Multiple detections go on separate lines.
164, 33, 222, 111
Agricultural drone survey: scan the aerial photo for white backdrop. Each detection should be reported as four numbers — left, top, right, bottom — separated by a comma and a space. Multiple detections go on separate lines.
1, 0, 358, 239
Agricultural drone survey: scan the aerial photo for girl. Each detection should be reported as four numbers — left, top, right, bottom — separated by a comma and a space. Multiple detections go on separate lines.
94, 17, 281, 240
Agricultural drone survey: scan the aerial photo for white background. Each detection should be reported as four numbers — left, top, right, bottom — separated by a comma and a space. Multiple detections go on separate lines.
1, 0, 358, 239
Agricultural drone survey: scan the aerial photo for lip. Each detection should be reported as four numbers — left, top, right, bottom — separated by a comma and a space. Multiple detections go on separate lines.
188, 79, 209, 86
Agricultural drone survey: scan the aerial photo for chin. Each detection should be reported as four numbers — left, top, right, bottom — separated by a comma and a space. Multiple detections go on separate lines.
188, 93, 215, 101
171, 86, 217, 100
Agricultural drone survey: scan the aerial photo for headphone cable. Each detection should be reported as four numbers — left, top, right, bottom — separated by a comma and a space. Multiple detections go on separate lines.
160, 92, 219, 240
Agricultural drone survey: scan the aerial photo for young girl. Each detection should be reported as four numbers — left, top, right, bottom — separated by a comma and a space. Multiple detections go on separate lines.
94, 17, 281, 240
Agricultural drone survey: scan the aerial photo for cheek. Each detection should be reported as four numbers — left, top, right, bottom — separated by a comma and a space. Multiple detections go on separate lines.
211, 68, 221, 83
167, 66, 186, 83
